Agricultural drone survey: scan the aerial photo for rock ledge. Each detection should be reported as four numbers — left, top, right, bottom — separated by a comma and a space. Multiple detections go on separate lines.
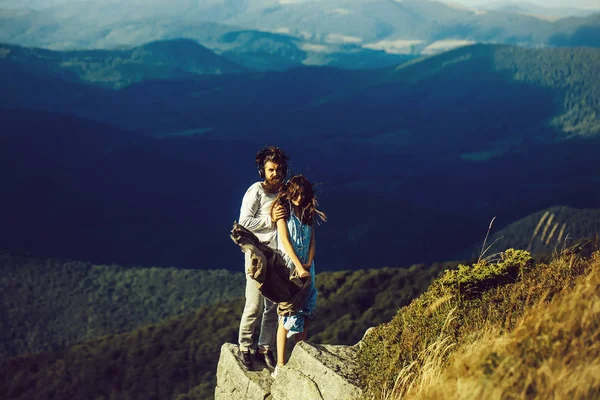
215, 342, 362, 400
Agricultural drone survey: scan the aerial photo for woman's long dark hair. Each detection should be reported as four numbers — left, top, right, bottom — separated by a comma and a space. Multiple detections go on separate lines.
272, 175, 326, 225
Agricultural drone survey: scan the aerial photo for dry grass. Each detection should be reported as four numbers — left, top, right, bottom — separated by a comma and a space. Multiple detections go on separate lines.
412, 252, 600, 399
384, 308, 458, 399
358, 248, 599, 399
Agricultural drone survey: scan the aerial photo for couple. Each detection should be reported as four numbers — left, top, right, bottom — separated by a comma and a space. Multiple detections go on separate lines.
236, 146, 326, 378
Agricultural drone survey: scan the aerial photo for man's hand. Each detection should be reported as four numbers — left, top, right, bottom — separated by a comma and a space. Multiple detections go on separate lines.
271, 204, 287, 223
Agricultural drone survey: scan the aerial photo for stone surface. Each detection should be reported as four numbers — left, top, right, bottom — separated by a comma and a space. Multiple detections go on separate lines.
215, 341, 362, 400
271, 342, 362, 400
215, 343, 273, 400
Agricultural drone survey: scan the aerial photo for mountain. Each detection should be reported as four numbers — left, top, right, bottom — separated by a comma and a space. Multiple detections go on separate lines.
1, 44, 599, 270
4, 44, 599, 137
0, 0, 599, 68
477, 1, 600, 18
0, 8, 414, 70
549, 13, 600, 47
0, 39, 247, 89
213, 29, 415, 70
0, 109, 257, 270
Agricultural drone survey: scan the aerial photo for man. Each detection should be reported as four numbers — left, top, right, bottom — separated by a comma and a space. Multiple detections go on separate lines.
237, 146, 288, 370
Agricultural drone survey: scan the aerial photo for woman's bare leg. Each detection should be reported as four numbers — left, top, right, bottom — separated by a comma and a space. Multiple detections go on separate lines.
277, 318, 288, 366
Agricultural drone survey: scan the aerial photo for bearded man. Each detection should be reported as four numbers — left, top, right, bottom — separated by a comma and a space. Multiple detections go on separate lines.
237, 146, 288, 370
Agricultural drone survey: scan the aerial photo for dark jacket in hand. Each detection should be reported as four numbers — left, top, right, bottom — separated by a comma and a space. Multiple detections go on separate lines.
230, 221, 311, 316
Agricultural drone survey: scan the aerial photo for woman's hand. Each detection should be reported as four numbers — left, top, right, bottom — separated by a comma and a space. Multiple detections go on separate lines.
295, 266, 310, 279
302, 262, 312, 270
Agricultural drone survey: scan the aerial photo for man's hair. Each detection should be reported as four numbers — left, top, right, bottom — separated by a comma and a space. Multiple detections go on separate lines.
255, 146, 289, 178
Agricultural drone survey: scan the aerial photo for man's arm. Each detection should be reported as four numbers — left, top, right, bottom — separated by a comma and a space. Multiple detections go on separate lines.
239, 186, 272, 231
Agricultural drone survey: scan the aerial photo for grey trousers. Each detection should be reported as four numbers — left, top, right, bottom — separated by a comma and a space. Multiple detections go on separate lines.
238, 252, 278, 352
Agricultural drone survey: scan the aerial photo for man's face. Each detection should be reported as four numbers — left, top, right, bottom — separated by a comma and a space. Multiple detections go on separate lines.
264, 161, 284, 183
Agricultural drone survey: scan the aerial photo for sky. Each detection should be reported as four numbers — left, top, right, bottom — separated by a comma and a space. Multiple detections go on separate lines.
446, 0, 600, 10
1, 0, 599, 12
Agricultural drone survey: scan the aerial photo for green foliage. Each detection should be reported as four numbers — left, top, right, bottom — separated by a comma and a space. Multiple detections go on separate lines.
491, 46, 600, 136
357, 248, 595, 398
0, 253, 245, 358
312, 262, 455, 344
0, 298, 244, 400
439, 249, 532, 295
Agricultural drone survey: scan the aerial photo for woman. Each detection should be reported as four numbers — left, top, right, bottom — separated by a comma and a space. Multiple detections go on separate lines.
271, 174, 326, 378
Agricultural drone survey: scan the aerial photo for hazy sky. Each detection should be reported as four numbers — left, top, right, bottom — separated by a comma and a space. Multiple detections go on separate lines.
1, 0, 599, 11
447, 0, 600, 10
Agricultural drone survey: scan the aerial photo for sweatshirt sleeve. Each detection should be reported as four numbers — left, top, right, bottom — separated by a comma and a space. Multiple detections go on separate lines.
239, 185, 272, 231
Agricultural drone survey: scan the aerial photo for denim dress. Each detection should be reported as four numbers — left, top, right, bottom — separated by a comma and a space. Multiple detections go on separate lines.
277, 212, 318, 338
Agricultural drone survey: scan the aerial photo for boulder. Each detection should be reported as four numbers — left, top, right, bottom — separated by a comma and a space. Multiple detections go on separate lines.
215, 342, 362, 400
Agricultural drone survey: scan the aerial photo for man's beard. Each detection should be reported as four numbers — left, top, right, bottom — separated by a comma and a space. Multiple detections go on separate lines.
263, 177, 282, 193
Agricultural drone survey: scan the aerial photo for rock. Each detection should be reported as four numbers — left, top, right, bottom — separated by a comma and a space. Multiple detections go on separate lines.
215, 342, 362, 400
271, 368, 324, 400
271, 342, 362, 400
215, 343, 273, 400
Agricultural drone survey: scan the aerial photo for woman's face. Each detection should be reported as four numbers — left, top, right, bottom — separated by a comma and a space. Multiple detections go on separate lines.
291, 185, 306, 207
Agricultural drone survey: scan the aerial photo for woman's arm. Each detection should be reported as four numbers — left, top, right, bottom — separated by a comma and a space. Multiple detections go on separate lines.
277, 218, 310, 278
303, 226, 315, 269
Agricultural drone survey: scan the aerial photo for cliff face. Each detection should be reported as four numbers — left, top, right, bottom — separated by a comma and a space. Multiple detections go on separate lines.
215, 342, 363, 399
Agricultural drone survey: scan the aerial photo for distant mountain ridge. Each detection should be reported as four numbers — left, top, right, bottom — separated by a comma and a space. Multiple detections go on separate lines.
0, 39, 247, 88
0, 0, 598, 71
478, 1, 600, 18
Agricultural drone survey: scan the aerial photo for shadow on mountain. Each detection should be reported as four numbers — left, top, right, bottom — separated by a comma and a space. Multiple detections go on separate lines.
549, 25, 600, 47
1, 45, 599, 271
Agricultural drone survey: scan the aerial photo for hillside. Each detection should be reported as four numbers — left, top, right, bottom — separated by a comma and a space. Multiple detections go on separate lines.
0, 39, 247, 89
0, 256, 453, 399
317, 44, 600, 138
3, 44, 598, 139
0, 252, 245, 357
483, 206, 600, 257
357, 246, 600, 398
2, 245, 598, 399
5, 44, 597, 139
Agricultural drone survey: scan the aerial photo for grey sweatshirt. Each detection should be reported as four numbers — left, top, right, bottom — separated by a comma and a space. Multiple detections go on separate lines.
239, 182, 278, 249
